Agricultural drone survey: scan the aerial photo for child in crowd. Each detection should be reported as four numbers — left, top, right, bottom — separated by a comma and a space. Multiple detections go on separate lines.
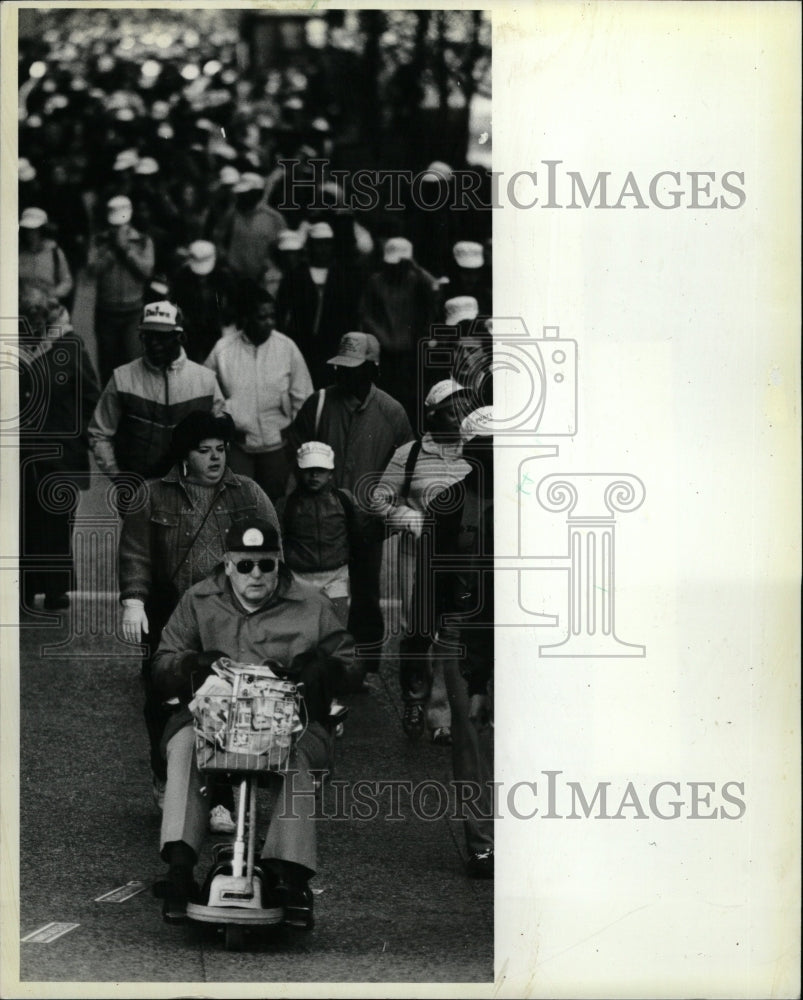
281, 441, 361, 627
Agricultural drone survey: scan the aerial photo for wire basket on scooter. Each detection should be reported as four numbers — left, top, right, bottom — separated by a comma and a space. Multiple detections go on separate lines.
191, 661, 304, 775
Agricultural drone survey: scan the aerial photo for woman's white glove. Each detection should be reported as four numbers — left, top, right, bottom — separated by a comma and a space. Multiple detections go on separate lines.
121, 598, 149, 644
390, 507, 424, 539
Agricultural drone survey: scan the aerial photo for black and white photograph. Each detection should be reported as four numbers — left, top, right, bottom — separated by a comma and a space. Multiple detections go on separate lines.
1, 2, 800, 998
5, 2, 497, 988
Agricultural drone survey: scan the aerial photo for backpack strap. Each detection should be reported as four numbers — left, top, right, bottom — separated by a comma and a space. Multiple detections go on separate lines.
400, 439, 422, 502
52, 244, 61, 286
314, 388, 326, 436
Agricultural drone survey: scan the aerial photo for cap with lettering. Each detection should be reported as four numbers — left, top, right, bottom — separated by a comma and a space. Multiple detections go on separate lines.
296, 441, 335, 470
188, 240, 216, 276
225, 519, 281, 552
444, 296, 479, 326
327, 332, 381, 368
453, 241, 484, 269
383, 237, 413, 264
425, 378, 471, 412
139, 300, 182, 333
460, 405, 494, 442
20, 207, 48, 229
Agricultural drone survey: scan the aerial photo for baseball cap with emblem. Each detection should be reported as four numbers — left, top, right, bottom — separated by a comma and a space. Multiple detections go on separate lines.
296, 441, 335, 470
425, 378, 471, 412
188, 240, 216, 276
383, 237, 413, 264
107, 195, 133, 226
225, 519, 280, 552
20, 207, 48, 229
139, 300, 182, 333
327, 332, 381, 368
453, 241, 484, 269
445, 296, 479, 326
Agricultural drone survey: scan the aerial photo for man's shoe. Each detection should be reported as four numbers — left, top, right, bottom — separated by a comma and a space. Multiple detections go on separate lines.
152, 775, 166, 811
161, 868, 198, 924
431, 726, 452, 746
43, 593, 70, 610
277, 882, 314, 929
209, 804, 237, 834
402, 703, 425, 740
466, 849, 494, 879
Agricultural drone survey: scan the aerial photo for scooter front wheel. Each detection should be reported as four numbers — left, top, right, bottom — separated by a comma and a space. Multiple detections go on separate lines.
225, 924, 244, 951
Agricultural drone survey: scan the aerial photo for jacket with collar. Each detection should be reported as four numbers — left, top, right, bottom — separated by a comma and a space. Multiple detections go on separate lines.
118, 464, 280, 608
88, 349, 225, 478
152, 564, 356, 735
205, 328, 313, 451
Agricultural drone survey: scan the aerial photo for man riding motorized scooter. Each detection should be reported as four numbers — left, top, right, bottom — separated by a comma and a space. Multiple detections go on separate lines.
151, 517, 358, 925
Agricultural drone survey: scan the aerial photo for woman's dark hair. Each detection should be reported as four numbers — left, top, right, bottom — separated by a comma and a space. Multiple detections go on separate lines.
170, 410, 235, 463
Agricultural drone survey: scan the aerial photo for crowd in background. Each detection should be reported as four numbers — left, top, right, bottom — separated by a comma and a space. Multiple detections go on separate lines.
18, 10, 495, 885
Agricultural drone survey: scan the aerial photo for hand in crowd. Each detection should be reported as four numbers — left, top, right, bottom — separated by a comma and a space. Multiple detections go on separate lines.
121, 598, 149, 643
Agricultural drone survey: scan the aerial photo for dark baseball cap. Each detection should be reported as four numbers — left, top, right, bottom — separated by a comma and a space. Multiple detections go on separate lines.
224, 519, 281, 552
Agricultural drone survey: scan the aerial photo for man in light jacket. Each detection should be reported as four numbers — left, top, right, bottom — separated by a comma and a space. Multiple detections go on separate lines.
205, 284, 313, 501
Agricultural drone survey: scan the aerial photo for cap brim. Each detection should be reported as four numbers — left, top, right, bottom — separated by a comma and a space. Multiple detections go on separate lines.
189, 259, 215, 275
140, 322, 180, 333
297, 459, 335, 470
326, 354, 367, 367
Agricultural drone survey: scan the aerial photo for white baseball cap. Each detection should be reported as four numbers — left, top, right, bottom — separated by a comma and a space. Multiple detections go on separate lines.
308, 221, 334, 240
140, 300, 182, 333
278, 229, 306, 251
233, 171, 265, 194
20, 207, 48, 229
425, 378, 470, 412
107, 195, 133, 226
383, 237, 413, 264
188, 240, 216, 276
460, 406, 494, 442
135, 156, 159, 175
444, 296, 479, 326
453, 241, 484, 269
219, 165, 240, 187
296, 441, 335, 470
327, 332, 381, 368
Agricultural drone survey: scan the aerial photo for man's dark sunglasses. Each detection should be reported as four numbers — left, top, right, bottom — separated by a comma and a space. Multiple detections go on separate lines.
234, 558, 277, 574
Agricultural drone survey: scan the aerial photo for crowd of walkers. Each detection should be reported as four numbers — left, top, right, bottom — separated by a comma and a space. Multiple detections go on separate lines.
18, 12, 495, 928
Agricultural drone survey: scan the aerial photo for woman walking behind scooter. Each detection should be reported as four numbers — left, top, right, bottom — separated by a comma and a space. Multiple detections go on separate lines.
118, 410, 280, 832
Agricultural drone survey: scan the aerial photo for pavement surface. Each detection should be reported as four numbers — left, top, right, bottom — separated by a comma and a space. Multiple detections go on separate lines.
13, 270, 493, 986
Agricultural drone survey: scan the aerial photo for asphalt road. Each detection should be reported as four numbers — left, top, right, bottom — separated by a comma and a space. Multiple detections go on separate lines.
18, 607, 492, 984
14, 272, 493, 986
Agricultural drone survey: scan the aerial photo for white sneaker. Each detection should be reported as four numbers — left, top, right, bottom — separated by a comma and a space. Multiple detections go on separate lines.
209, 805, 236, 835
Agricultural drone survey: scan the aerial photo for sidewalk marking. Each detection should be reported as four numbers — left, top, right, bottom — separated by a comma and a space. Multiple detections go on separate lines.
94, 880, 147, 903
21, 922, 80, 943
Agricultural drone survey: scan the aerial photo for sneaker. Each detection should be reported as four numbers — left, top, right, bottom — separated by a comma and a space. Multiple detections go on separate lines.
152, 775, 166, 811
466, 849, 494, 879
431, 726, 452, 746
402, 703, 426, 740
209, 804, 236, 835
